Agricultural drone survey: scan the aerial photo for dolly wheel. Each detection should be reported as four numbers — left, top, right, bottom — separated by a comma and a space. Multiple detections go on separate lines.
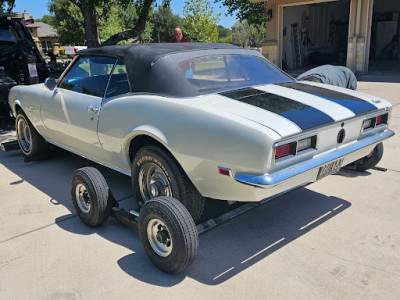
71, 167, 112, 227
139, 196, 198, 274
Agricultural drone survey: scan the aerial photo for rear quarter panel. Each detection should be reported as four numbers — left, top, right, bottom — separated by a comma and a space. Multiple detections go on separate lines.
97, 94, 281, 196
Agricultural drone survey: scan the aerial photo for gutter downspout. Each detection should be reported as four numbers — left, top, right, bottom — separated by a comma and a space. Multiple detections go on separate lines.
353, 0, 362, 72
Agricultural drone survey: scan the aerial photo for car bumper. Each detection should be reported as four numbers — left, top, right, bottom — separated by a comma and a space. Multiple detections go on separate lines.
235, 129, 395, 188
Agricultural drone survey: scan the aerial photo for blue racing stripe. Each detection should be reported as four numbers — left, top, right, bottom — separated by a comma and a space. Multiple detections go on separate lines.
220, 88, 334, 131
279, 82, 377, 115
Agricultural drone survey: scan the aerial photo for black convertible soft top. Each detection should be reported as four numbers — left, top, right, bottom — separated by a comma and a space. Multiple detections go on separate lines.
77, 43, 264, 97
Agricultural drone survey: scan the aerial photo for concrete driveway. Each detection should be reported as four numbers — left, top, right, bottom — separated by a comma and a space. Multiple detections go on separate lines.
0, 79, 399, 299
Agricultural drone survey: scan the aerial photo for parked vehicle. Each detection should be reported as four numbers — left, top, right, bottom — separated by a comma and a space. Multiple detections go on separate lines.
8, 43, 395, 225
0, 14, 65, 117
64, 45, 87, 57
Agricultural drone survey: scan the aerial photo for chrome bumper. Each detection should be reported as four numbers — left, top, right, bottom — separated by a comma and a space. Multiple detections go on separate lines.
235, 129, 395, 188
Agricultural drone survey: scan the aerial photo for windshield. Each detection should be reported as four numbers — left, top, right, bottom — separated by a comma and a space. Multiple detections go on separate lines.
177, 54, 292, 94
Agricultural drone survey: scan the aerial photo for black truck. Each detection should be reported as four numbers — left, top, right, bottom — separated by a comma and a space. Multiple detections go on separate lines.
0, 15, 65, 117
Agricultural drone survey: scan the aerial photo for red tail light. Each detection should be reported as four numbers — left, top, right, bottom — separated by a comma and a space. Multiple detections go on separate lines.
375, 114, 386, 125
275, 144, 291, 159
74, 48, 78, 53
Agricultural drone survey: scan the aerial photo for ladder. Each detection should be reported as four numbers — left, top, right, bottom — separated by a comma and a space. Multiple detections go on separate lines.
291, 24, 302, 69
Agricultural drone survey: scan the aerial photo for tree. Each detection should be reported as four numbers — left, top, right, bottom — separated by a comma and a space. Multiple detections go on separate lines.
182, 0, 220, 42
214, 0, 267, 25
49, 0, 86, 45
217, 25, 232, 43
35, 14, 55, 25
151, 5, 182, 43
243, 21, 265, 47
0, 0, 14, 13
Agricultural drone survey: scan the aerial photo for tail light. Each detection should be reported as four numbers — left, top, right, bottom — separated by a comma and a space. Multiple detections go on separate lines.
273, 134, 317, 164
275, 143, 292, 159
362, 113, 388, 134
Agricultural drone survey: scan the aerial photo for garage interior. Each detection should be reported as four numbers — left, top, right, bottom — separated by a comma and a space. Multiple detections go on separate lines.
282, 0, 350, 71
368, 0, 400, 74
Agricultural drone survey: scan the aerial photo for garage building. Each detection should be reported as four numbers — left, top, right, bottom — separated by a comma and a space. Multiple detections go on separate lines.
251, 0, 400, 75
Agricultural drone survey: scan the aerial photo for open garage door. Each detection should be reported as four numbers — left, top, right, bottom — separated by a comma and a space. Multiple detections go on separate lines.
282, 0, 350, 72
369, 0, 400, 74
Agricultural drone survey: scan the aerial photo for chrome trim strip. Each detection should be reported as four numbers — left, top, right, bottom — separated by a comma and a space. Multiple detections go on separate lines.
45, 140, 131, 176
235, 129, 395, 188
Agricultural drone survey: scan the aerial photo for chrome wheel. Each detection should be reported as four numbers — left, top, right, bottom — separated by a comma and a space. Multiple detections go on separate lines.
75, 183, 91, 214
138, 162, 172, 202
147, 218, 173, 257
17, 117, 32, 153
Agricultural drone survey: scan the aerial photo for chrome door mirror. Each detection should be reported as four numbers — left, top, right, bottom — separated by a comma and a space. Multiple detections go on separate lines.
44, 77, 58, 91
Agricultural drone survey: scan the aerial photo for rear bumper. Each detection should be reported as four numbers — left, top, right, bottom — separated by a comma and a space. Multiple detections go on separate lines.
235, 129, 395, 188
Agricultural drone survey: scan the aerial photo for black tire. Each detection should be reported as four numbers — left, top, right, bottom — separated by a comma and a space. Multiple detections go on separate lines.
15, 110, 48, 158
71, 167, 112, 227
354, 143, 384, 171
131, 145, 204, 223
139, 196, 198, 274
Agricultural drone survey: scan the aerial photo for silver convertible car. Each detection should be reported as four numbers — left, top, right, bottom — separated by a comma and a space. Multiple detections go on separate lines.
8, 43, 394, 223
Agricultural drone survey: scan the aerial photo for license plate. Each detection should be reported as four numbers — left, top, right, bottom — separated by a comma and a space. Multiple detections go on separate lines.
317, 158, 344, 180
28, 63, 38, 78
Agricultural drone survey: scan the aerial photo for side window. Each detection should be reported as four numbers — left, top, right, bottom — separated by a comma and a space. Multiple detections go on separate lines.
105, 60, 131, 98
60, 56, 117, 97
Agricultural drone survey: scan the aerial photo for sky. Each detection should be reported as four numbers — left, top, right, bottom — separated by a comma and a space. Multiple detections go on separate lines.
13, 0, 238, 28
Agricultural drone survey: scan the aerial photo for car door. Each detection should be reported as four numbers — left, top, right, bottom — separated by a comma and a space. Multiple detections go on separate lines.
41, 56, 117, 159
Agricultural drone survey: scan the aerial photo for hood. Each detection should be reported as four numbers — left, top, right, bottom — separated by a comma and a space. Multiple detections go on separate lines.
209, 82, 388, 137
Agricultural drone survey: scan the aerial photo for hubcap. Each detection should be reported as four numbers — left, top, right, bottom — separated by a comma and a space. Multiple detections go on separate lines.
75, 183, 91, 213
147, 219, 173, 257
17, 117, 32, 153
138, 162, 172, 202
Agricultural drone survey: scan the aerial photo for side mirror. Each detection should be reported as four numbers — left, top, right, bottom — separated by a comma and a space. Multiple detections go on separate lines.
44, 77, 58, 91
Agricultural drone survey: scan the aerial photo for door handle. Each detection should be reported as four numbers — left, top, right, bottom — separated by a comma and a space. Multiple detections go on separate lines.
86, 106, 99, 113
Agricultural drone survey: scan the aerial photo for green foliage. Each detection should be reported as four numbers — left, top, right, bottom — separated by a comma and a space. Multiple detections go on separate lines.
217, 25, 232, 43
182, 0, 220, 42
243, 21, 265, 47
151, 5, 182, 42
0, 0, 14, 13
232, 20, 265, 48
49, 0, 85, 45
99, 0, 153, 43
214, 0, 266, 25
217, 25, 231, 38
35, 14, 55, 25
218, 34, 232, 44
59, 49, 65, 55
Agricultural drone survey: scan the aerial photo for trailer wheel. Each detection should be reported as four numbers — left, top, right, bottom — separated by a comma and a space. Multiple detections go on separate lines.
139, 196, 198, 274
71, 167, 111, 227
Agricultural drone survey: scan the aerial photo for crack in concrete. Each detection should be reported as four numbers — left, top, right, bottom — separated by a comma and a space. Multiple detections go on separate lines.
293, 242, 400, 278
0, 195, 133, 245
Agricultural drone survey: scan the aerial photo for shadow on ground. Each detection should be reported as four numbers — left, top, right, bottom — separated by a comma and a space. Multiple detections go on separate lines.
1, 139, 352, 286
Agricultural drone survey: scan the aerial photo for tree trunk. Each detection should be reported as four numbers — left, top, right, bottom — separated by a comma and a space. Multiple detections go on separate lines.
102, 0, 154, 46
70, 0, 100, 48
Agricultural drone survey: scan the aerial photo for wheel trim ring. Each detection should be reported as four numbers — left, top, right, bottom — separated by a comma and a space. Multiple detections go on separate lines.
147, 218, 173, 257
75, 183, 91, 214
138, 162, 172, 202
17, 117, 32, 153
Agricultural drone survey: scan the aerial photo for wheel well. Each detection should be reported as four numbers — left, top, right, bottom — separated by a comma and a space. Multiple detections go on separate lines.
15, 104, 23, 114
129, 135, 171, 163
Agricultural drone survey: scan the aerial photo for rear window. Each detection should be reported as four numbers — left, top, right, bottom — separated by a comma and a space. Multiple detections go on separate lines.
177, 55, 292, 94
0, 28, 18, 42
